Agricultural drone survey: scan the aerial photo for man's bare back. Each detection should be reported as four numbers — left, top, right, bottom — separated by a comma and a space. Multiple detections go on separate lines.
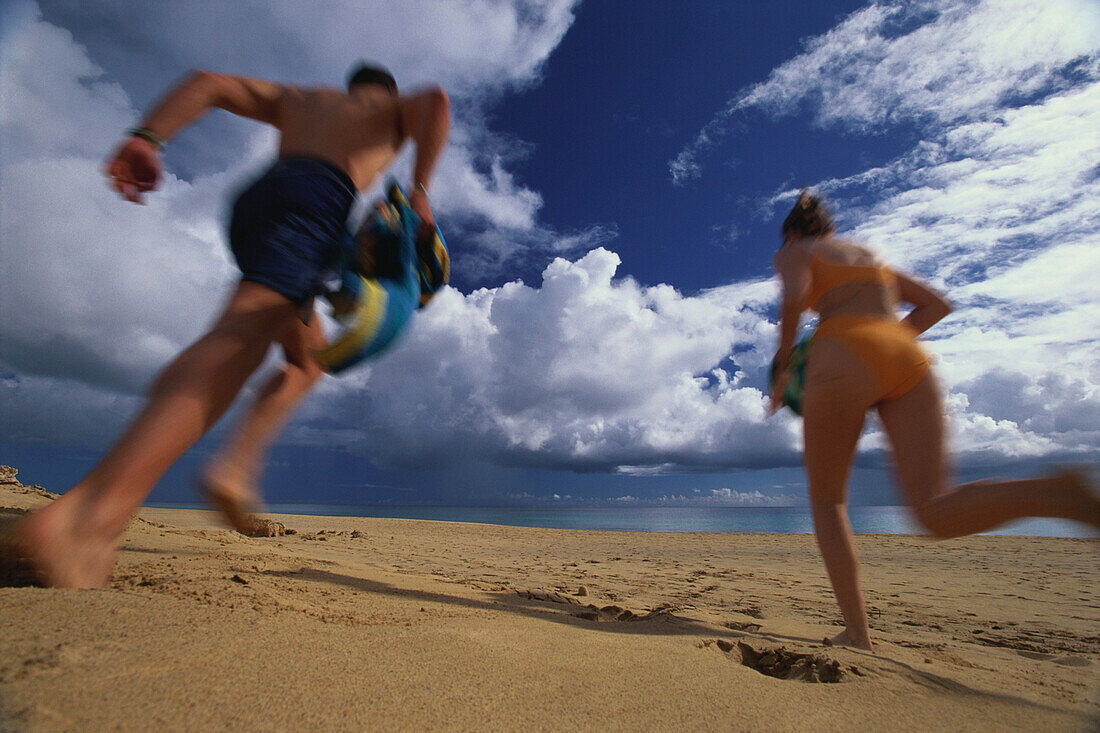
275, 87, 402, 190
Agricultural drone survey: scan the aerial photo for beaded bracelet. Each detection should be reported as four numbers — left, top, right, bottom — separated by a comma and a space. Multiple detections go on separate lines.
127, 127, 166, 151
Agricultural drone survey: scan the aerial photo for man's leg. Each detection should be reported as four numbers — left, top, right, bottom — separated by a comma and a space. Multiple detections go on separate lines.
9, 282, 300, 588
201, 311, 328, 533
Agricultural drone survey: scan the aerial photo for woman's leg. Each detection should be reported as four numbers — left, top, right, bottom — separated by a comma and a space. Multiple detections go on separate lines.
201, 311, 328, 532
877, 371, 1100, 538
801, 337, 880, 651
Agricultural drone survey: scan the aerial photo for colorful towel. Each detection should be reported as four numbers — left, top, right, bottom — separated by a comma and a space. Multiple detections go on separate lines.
770, 335, 811, 416
315, 180, 449, 374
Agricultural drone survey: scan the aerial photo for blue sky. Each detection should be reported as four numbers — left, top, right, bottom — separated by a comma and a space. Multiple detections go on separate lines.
2, 0, 1098, 508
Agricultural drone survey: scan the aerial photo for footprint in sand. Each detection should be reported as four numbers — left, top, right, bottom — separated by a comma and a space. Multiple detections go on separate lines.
572, 605, 638, 622
704, 639, 858, 683
515, 588, 669, 623
516, 589, 583, 606
0, 642, 99, 683
10, 704, 73, 730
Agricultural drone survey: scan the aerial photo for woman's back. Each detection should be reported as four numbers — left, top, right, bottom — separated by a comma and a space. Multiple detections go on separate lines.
802, 236, 898, 321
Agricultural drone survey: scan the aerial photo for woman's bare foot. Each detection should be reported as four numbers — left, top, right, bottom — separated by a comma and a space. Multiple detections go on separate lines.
3, 493, 122, 588
831, 628, 874, 652
198, 461, 268, 536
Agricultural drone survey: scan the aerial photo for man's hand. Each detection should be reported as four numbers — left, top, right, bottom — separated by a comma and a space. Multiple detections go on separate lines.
105, 137, 162, 204
409, 188, 435, 236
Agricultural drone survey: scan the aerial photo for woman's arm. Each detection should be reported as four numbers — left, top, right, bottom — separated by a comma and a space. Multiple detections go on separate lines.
894, 271, 952, 335
768, 245, 811, 413
773, 245, 811, 364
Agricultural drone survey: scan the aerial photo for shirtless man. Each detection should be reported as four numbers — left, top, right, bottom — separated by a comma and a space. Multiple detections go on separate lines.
5, 63, 450, 587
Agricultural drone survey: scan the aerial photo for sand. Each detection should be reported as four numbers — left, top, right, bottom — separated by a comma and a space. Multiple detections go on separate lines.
1, 473, 1098, 731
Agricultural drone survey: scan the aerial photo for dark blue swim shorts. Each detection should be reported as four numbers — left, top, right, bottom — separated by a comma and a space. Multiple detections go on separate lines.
228, 157, 357, 308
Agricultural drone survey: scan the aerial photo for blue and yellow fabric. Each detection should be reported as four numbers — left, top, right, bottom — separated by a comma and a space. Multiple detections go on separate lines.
315, 179, 449, 374
769, 335, 811, 416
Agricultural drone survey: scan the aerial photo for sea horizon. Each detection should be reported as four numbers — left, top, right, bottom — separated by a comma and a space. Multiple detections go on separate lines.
144, 502, 1098, 538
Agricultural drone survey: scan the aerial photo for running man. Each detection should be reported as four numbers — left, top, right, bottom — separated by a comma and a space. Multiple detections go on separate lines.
5, 63, 450, 587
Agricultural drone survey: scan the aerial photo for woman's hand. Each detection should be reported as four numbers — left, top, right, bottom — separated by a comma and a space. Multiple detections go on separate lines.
895, 271, 952, 335
768, 353, 791, 416
768, 376, 789, 416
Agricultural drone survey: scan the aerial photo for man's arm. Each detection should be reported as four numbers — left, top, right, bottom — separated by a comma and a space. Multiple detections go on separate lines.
397, 86, 450, 227
105, 70, 285, 203
140, 70, 284, 141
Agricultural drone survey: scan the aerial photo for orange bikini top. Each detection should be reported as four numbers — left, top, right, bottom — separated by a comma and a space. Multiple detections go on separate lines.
808, 254, 894, 310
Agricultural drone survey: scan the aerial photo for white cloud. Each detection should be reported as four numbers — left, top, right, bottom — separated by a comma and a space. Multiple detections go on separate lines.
616, 489, 802, 507
286, 250, 800, 472
826, 82, 1100, 461
0, 3, 586, 422
705, 488, 799, 506
738, 0, 1099, 130
8, 0, 590, 285
672, 0, 1100, 183
33, 0, 579, 98
616, 463, 677, 477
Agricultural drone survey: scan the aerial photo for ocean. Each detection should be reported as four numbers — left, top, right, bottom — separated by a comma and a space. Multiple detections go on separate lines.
144, 503, 1096, 538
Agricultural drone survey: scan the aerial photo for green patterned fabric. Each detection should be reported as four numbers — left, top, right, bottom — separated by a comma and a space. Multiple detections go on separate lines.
770, 335, 812, 416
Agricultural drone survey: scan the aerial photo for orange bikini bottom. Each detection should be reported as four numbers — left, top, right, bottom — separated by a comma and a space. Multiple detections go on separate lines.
813, 315, 930, 402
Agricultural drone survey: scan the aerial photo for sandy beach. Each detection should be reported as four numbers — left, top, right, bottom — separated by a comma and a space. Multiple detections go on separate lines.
2, 471, 1097, 731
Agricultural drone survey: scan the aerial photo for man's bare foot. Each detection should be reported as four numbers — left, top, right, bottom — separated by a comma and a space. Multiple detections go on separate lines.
831, 628, 874, 652
2, 495, 121, 588
198, 463, 281, 536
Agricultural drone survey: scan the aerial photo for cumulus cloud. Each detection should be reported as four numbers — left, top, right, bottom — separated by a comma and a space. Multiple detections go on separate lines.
0, 3, 586, 407
284, 250, 799, 472
13, 0, 593, 287
33, 0, 579, 102
0, 0, 800, 480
